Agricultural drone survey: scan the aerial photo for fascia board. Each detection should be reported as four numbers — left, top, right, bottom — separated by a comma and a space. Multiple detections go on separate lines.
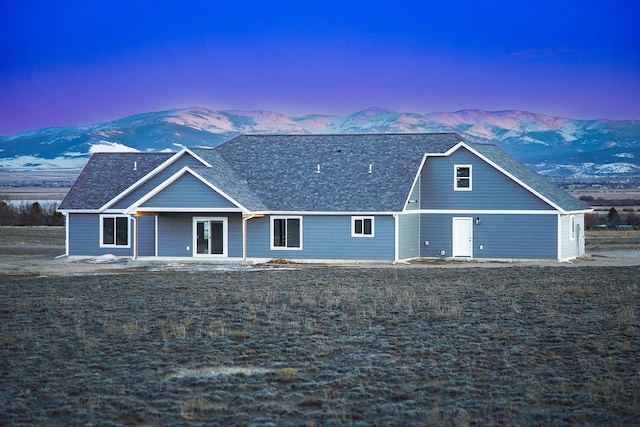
249, 210, 399, 216
99, 148, 211, 211
417, 209, 559, 215
402, 153, 428, 210
125, 166, 248, 214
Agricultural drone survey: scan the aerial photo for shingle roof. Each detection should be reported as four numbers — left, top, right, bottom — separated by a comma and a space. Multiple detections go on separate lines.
58, 152, 173, 210
59, 133, 588, 214
212, 134, 462, 211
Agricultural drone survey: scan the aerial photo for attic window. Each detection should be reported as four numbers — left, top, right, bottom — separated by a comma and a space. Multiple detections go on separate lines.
454, 165, 472, 191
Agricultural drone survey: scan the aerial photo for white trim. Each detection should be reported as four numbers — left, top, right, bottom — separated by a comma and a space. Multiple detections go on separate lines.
154, 215, 158, 257
569, 214, 576, 240
454, 164, 472, 191
403, 154, 427, 210
417, 209, 559, 215
393, 213, 399, 264
99, 148, 211, 211
125, 166, 248, 214
193, 217, 228, 257
64, 212, 69, 256
351, 216, 375, 237
557, 214, 562, 260
270, 215, 303, 250
99, 214, 132, 248
452, 217, 473, 258
135, 207, 243, 213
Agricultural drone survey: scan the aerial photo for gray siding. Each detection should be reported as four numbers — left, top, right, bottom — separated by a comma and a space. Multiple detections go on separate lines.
398, 213, 420, 259
246, 215, 395, 261
137, 216, 156, 256
112, 155, 205, 209
421, 213, 559, 259
141, 173, 237, 209
68, 213, 134, 257
421, 148, 553, 210
156, 213, 243, 257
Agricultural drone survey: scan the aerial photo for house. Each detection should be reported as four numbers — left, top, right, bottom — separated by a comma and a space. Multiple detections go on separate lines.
57, 133, 591, 263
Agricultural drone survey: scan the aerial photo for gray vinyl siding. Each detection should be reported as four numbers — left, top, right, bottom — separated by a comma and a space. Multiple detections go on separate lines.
112, 155, 205, 209
141, 173, 237, 209
398, 213, 420, 259
137, 216, 156, 256
421, 148, 553, 210
156, 213, 243, 257
67, 213, 134, 257
246, 215, 395, 261
420, 213, 558, 259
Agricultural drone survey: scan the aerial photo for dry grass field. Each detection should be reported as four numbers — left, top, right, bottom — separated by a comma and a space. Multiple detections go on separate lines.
0, 227, 639, 425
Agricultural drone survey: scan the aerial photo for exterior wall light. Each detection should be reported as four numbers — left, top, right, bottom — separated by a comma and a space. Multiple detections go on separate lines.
475, 217, 481, 225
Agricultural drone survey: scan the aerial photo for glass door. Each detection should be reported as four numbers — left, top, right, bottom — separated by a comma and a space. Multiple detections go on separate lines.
194, 218, 227, 256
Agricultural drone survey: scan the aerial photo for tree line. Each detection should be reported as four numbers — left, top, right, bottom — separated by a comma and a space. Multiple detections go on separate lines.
0, 201, 64, 226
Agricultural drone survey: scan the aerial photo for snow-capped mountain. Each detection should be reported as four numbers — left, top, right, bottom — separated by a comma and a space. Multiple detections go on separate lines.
1, 107, 639, 182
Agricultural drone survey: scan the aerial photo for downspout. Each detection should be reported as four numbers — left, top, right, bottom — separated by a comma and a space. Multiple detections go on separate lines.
126, 214, 138, 260
242, 214, 257, 261
393, 213, 399, 264
57, 212, 69, 258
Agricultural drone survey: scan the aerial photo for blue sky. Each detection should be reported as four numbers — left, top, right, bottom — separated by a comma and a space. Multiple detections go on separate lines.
1, 0, 639, 135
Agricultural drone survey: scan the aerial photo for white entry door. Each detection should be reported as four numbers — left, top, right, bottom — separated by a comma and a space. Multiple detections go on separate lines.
452, 217, 473, 257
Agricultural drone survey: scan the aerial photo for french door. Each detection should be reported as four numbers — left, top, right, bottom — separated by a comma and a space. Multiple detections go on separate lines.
194, 217, 227, 256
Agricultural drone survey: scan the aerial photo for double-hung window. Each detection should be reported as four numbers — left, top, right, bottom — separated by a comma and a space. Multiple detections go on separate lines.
454, 165, 472, 191
352, 216, 374, 237
101, 215, 130, 247
271, 216, 302, 249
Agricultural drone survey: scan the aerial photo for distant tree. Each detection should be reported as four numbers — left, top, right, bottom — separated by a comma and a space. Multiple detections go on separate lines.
584, 213, 600, 230
0, 201, 18, 225
607, 207, 621, 228
25, 202, 44, 226
625, 211, 640, 227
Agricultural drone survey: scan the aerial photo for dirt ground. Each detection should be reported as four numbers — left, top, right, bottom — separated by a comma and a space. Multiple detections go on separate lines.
1, 227, 639, 425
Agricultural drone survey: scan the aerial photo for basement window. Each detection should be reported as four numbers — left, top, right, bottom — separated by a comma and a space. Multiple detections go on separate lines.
352, 216, 374, 237
100, 215, 130, 247
454, 165, 472, 191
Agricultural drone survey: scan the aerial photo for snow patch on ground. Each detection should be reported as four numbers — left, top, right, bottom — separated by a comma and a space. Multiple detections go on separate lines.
148, 263, 298, 272
167, 366, 274, 379
86, 254, 127, 264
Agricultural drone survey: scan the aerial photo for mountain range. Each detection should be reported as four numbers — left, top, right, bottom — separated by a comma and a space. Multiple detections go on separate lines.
1, 107, 639, 184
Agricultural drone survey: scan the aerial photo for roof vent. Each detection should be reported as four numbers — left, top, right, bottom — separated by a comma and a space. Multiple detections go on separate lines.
368, 164, 372, 174
316, 164, 321, 174
133, 161, 138, 171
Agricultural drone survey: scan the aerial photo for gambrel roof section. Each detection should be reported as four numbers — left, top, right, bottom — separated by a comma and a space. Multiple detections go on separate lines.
213, 133, 462, 212
58, 152, 173, 211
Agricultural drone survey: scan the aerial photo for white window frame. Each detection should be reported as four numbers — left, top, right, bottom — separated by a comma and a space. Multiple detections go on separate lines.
270, 216, 303, 250
351, 216, 375, 237
193, 217, 228, 257
570, 214, 576, 240
454, 164, 472, 191
100, 214, 131, 248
